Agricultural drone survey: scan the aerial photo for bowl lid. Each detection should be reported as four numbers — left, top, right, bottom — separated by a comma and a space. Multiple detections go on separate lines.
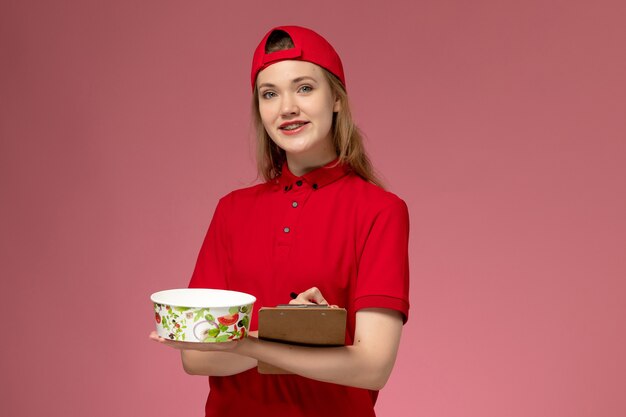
150, 288, 256, 308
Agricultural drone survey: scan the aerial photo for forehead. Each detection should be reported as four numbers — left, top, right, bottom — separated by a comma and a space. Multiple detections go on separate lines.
256, 60, 325, 86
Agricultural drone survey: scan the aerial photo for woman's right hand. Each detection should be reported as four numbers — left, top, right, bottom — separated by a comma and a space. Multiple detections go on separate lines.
149, 331, 258, 376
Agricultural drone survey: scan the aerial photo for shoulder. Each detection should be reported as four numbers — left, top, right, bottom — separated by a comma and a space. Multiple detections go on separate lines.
216, 181, 274, 207
342, 174, 408, 214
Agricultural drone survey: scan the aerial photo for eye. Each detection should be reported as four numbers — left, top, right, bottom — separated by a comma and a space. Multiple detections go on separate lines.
298, 85, 313, 93
260, 91, 276, 100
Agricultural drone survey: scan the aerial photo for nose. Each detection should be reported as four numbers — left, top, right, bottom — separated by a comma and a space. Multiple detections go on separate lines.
280, 94, 299, 117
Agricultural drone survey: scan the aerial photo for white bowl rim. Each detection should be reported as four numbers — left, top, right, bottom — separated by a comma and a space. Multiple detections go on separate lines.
151, 288, 256, 308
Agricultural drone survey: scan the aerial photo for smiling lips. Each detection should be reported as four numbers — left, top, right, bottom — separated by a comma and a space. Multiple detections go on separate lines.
279, 120, 310, 134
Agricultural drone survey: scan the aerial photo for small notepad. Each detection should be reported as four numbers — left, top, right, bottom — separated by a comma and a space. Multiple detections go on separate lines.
257, 306, 347, 374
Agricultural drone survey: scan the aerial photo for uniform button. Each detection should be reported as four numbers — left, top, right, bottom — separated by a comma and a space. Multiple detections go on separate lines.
312, 183, 318, 190
292, 201, 298, 208
283, 227, 290, 233
296, 180, 303, 186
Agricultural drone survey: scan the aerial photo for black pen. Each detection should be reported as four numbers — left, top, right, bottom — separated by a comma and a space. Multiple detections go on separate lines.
290, 292, 298, 299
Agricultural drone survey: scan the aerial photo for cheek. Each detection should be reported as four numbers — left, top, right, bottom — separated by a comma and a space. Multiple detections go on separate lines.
260, 116, 272, 130
312, 104, 335, 131
258, 106, 279, 140
258, 102, 276, 125
313, 96, 336, 125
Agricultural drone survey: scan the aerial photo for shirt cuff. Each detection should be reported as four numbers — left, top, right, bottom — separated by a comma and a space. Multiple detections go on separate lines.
353, 295, 410, 324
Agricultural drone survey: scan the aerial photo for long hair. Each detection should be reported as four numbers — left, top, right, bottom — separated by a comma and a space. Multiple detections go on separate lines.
251, 31, 383, 187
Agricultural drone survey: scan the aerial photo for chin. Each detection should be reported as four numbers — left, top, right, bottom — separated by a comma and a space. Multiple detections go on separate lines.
274, 141, 313, 155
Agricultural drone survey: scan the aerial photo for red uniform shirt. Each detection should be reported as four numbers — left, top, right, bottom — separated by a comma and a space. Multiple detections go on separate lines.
189, 161, 410, 417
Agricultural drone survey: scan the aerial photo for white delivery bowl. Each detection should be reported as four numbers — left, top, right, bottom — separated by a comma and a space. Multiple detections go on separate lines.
151, 289, 256, 343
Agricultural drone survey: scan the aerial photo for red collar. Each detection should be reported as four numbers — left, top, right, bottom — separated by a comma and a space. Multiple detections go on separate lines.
274, 159, 351, 192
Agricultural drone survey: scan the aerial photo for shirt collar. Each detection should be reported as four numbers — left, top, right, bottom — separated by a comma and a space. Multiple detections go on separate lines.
275, 159, 351, 192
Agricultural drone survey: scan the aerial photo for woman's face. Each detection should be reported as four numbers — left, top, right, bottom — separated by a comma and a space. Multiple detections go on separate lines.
256, 60, 341, 168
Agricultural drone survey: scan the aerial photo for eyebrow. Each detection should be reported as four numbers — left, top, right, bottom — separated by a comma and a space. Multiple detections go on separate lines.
258, 76, 318, 89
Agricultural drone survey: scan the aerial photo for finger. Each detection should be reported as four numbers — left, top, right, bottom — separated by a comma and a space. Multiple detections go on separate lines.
149, 331, 165, 342
289, 293, 316, 305
304, 287, 328, 304
152, 334, 239, 351
294, 287, 328, 305
289, 296, 316, 305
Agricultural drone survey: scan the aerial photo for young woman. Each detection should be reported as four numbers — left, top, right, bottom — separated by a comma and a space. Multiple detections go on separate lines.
150, 25, 410, 417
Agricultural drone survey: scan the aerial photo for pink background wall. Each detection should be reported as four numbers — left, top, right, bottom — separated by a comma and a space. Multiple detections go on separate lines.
1, 1, 625, 416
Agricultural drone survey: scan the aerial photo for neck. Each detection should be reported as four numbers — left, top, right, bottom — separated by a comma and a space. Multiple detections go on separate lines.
286, 151, 337, 177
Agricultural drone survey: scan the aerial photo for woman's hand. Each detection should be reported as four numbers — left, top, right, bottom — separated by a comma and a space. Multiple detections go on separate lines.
149, 331, 258, 376
149, 330, 240, 352
290, 287, 338, 308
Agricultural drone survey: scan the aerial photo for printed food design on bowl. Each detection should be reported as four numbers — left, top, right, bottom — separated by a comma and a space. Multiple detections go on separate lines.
151, 288, 255, 343
153, 303, 253, 342
191, 306, 251, 342
153, 304, 194, 341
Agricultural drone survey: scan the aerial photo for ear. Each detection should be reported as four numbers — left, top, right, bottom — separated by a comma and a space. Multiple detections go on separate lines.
333, 96, 342, 113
